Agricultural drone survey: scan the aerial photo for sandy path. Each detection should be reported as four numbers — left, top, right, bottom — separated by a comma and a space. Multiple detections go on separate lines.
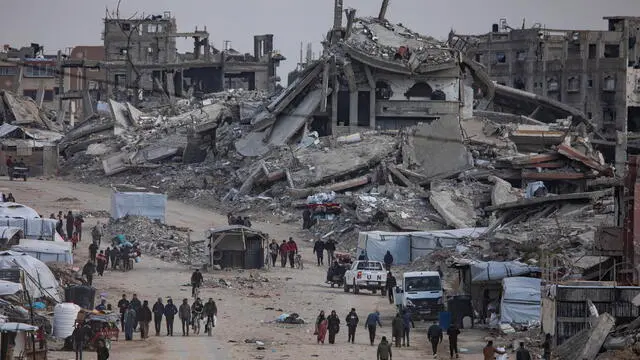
6, 178, 490, 359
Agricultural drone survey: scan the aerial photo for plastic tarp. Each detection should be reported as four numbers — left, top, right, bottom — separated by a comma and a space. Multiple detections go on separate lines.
0, 203, 39, 219
11, 239, 73, 264
0, 227, 23, 240
0, 280, 22, 296
470, 261, 540, 282
110, 192, 167, 222
500, 277, 541, 324
0, 218, 62, 242
357, 228, 487, 265
0, 250, 62, 302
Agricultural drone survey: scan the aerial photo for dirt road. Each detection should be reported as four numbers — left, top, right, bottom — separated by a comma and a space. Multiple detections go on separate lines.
8, 179, 490, 359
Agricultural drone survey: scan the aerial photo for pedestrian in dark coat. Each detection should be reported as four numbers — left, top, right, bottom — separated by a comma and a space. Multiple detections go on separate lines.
82, 261, 96, 286
383, 250, 393, 270
96, 338, 109, 360
324, 238, 337, 264
137, 300, 152, 339
386, 272, 397, 304
152, 298, 165, 336
447, 323, 461, 358
65, 211, 75, 240
279, 240, 289, 267
345, 308, 359, 343
377, 336, 392, 360
516, 342, 532, 360
104, 247, 111, 268
427, 323, 443, 356
313, 239, 325, 266
164, 299, 178, 336
401, 309, 414, 346
327, 310, 340, 344
391, 313, 404, 347
89, 243, 98, 262
365, 311, 382, 346
117, 294, 129, 331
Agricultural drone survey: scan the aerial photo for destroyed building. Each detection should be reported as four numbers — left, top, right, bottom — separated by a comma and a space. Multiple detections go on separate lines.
102, 11, 285, 100
449, 16, 640, 141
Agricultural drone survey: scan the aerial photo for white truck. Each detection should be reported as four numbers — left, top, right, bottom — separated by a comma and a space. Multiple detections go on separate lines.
343, 260, 387, 295
395, 271, 444, 320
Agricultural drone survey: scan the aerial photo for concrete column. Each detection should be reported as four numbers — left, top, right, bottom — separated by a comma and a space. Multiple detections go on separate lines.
349, 91, 358, 128
331, 74, 339, 136
369, 90, 376, 129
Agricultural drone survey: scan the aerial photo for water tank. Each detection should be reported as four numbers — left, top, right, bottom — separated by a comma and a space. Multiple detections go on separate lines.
53, 303, 81, 338
492, 24, 499, 33
64, 285, 96, 310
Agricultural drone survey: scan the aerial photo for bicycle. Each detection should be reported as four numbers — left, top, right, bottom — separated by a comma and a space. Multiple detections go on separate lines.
204, 314, 215, 336
192, 284, 200, 300
192, 312, 202, 335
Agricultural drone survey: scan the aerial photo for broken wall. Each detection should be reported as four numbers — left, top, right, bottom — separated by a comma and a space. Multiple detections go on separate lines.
627, 68, 640, 106
375, 72, 460, 101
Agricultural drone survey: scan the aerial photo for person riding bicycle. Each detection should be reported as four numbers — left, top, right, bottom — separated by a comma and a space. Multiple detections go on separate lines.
191, 298, 204, 329
203, 298, 218, 331
191, 269, 203, 297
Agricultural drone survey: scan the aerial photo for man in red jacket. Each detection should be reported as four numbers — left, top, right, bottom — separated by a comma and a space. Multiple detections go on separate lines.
279, 240, 289, 267
287, 237, 298, 268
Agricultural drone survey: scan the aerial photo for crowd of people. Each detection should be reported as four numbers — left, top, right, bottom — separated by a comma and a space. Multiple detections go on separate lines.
226, 212, 252, 227
267, 237, 299, 268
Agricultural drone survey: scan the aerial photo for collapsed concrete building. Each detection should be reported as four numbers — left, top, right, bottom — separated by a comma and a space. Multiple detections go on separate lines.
102, 11, 285, 101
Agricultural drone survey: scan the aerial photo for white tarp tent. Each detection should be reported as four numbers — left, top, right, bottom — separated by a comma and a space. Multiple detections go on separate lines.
11, 239, 73, 264
0, 218, 62, 241
111, 192, 167, 222
0, 250, 62, 302
0, 203, 39, 219
470, 261, 541, 282
500, 277, 541, 324
357, 228, 486, 265
0, 279, 22, 296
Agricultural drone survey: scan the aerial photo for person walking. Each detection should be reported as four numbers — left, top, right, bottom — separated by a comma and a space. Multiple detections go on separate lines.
152, 298, 165, 336
124, 305, 136, 340
401, 309, 414, 346
287, 237, 297, 268
104, 247, 111, 269
82, 261, 96, 286
71, 232, 79, 250
179, 298, 191, 336
313, 239, 325, 266
65, 211, 75, 241
447, 323, 461, 358
315, 311, 327, 344
89, 242, 98, 262
109, 247, 118, 270
203, 298, 218, 332
327, 310, 340, 344
130, 294, 142, 330
279, 240, 289, 267
96, 251, 107, 276
74, 215, 84, 242
345, 308, 359, 344
96, 338, 109, 360
117, 294, 129, 331
268, 240, 279, 267
516, 342, 532, 360
72, 321, 88, 360
483, 340, 506, 360
386, 272, 397, 304
391, 312, 403, 348
190, 269, 203, 297
427, 323, 443, 357
324, 238, 337, 265
164, 298, 178, 336
383, 250, 393, 271
92, 222, 103, 246
138, 300, 152, 339
377, 336, 393, 360
364, 310, 382, 346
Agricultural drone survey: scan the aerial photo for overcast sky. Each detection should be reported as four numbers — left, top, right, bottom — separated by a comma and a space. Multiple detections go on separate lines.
1, 0, 638, 84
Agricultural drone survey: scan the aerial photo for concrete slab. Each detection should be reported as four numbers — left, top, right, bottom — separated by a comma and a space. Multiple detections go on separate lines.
2, 91, 45, 127
109, 99, 130, 135
429, 182, 477, 229
126, 102, 144, 127
102, 152, 131, 176
403, 114, 473, 179
487, 175, 519, 206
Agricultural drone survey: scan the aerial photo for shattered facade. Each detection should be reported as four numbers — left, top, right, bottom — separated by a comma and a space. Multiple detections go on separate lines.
450, 16, 640, 141
102, 11, 285, 101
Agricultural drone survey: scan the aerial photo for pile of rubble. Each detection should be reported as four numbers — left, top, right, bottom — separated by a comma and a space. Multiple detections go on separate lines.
105, 215, 208, 266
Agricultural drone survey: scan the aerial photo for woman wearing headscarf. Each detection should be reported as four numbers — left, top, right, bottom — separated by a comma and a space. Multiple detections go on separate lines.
315, 310, 328, 344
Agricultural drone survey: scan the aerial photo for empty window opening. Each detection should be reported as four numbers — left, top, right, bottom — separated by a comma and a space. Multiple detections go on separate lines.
588, 44, 597, 59
404, 82, 433, 99
120, 23, 131, 31
603, 76, 616, 91
375, 81, 392, 100
604, 44, 620, 58
547, 78, 559, 92
495, 52, 506, 63
567, 77, 580, 92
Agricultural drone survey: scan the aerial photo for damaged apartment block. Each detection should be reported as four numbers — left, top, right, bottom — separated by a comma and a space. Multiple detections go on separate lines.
102, 11, 285, 103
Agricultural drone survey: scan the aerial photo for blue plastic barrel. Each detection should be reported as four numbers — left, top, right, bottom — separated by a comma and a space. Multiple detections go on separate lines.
439, 311, 451, 330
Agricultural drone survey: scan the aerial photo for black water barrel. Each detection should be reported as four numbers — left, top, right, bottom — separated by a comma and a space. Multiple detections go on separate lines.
447, 295, 473, 328
64, 285, 96, 309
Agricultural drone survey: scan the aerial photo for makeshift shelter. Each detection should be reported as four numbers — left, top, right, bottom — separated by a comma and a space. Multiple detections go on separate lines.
11, 239, 73, 264
110, 191, 167, 222
0, 227, 23, 249
0, 280, 22, 297
356, 228, 486, 265
0, 251, 61, 302
0, 321, 43, 360
500, 277, 541, 324
0, 203, 39, 219
0, 122, 61, 177
206, 226, 267, 269
0, 219, 62, 242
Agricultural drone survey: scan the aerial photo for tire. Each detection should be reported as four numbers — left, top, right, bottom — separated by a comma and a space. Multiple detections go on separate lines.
353, 281, 359, 295
343, 281, 349, 293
